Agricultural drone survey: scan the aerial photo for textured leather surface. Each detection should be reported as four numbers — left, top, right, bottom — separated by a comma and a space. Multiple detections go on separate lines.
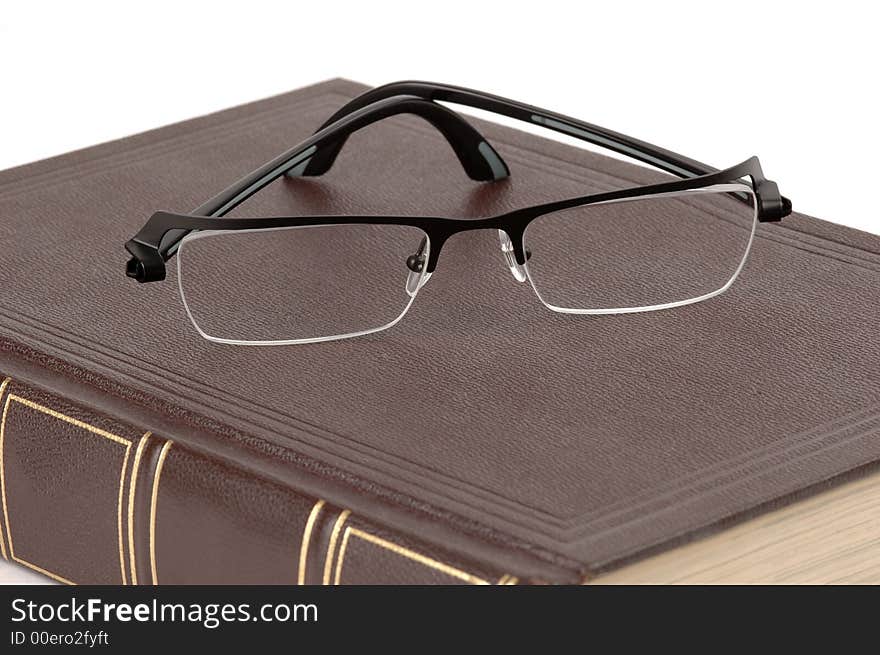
0, 379, 148, 584
1, 79, 879, 583
0, 377, 506, 584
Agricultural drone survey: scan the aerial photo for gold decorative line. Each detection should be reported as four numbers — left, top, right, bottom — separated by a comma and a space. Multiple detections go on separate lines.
333, 527, 352, 585
298, 499, 325, 585
0, 393, 132, 586
323, 510, 351, 585
12, 558, 75, 585
0, 378, 9, 560
6, 395, 131, 446
149, 440, 172, 585
117, 444, 132, 584
127, 433, 150, 585
334, 527, 490, 585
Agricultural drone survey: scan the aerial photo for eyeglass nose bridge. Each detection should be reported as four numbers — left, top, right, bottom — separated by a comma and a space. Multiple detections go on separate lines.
405, 224, 530, 290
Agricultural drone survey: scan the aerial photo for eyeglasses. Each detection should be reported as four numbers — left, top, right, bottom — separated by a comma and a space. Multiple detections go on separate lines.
125, 81, 791, 345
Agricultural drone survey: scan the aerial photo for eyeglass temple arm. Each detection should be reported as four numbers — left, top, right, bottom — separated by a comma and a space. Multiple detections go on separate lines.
179, 94, 508, 238
303, 80, 791, 218
126, 95, 511, 281
287, 94, 509, 183
306, 81, 721, 180
287, 100, 509, 183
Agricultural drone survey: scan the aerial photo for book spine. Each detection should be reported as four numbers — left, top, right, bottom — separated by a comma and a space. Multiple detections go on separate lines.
0, 375, 519, 585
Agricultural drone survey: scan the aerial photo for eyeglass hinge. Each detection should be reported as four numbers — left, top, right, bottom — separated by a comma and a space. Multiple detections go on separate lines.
124, 239, 166, 283
755, 180, 792, 222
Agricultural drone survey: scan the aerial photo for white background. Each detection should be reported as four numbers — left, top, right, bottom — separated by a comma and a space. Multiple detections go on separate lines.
2, 1, 879, 232
0, 1, 877, 584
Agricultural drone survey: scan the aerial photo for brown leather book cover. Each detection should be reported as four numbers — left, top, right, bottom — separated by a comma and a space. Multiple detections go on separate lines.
1, 79, 878, 584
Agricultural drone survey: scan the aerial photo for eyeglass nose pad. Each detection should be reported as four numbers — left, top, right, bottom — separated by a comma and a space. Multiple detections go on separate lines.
406, 269, 432, 296
405, 244, 431, 297
498, 230, 528, 282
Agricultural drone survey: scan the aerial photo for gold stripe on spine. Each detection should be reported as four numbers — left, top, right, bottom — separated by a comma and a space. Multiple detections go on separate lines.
333, 527, 352, 585
334, 526, 491, 585
298, 499, 325, 585
127, 433, 150, 585
323, 509, 351, 585
0, 378, 10, 561
149, 440, 172, 585
0, 392, 132, 585
117, 445, 132, 584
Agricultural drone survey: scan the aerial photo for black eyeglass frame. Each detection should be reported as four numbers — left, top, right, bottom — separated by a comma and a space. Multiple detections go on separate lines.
125, 81, 791, 284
